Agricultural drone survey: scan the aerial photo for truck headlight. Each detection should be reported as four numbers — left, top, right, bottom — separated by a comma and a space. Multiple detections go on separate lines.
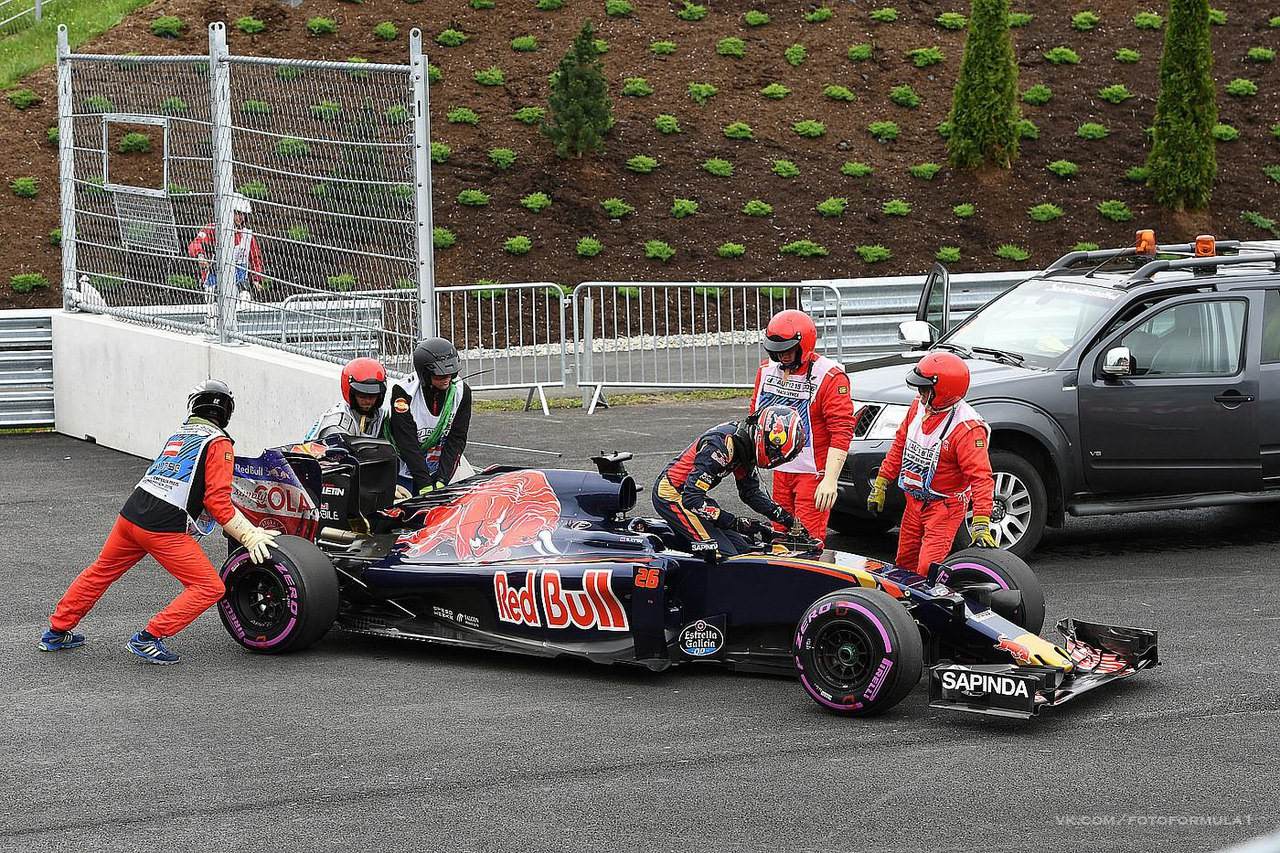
864, 403, 910, 441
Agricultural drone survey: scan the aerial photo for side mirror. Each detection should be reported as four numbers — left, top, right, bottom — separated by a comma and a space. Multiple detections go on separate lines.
1102, 345, 1132, 378
899, 320, 935, 349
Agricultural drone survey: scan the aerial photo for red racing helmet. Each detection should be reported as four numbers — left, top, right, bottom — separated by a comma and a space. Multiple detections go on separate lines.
906, 351, 970, 410
763, 310, 817, 368
341, 357, 388, 416
754, 405, 805, 469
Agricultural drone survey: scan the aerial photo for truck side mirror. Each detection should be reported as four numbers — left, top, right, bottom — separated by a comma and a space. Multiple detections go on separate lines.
899, 320, 935, 349
1101, 346, 1132, 378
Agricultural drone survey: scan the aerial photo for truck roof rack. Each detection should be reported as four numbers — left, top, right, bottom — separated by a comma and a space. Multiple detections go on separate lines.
1124, 251, 1280, 286
1044, 241, 1243, 277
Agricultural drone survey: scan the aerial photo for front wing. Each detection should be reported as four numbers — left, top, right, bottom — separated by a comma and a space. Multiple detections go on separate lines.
928, 619, 1160, 718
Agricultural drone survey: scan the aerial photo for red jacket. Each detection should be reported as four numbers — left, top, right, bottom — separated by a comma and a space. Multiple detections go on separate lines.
188, 224, 264, 283
750, 355, 855, 473
877, 399, 994, 517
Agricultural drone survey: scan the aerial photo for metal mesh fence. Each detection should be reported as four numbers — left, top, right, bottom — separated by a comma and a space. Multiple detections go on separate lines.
220, 55, 419, 361
58, 24, 429, 364
63, 55, 215, 335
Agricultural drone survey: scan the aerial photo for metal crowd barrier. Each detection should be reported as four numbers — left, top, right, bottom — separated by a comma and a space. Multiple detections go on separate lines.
571, 282, 844, 413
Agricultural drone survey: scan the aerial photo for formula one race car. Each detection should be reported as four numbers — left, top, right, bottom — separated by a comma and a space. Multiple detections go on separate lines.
218, 437, 1158, 718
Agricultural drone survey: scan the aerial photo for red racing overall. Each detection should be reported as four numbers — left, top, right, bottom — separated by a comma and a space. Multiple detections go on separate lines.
49, 418, 236, 638
750, 355, 854, 546
877, 399, 993, 575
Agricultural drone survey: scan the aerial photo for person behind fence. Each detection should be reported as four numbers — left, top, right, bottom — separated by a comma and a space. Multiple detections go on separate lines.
653, 405, 805, 558
188, 194, 265, 300
866, 352, 996, 576
387, 337, 474, 496
305, 358, 389, 441
38, 380, 279, 664
750, 309, 855, 551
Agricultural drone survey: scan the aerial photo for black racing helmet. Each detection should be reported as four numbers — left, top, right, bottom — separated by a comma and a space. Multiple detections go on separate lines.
413, 336, 460, 386
188, 378, 235, 428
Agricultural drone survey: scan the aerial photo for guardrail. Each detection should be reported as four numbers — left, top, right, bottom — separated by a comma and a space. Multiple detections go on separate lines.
808, 270, 1030, 360
572, 282, 844, 413
0, 311, 54, 428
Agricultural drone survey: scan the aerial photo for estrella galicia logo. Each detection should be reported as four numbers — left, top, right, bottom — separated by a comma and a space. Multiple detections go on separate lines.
678, 619, 725, 657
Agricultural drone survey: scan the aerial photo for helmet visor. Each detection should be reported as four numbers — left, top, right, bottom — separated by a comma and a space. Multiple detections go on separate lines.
348, 378, 384, 396
763, 333, 801, 354
905, 367, 936, 390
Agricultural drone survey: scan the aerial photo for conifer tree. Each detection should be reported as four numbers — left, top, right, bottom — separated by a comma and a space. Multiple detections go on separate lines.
946, 0, 1020, 169
1147, 0, 1217, 210
542, 21, 613, 159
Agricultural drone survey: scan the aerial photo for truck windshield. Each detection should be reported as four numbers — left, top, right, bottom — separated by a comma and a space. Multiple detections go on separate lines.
943, 278, 1121, 368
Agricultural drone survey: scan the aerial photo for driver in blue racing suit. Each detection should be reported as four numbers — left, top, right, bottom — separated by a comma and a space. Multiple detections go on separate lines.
653, 405, 804, 557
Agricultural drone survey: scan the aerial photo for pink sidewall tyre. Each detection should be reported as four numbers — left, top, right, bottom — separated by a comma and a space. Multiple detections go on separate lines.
218, 534, 339, 655
793, 587, 923, 716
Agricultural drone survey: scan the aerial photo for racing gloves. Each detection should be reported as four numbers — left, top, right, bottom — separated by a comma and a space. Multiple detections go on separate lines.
969, 515, 998, 549
866, 476, 888, 514
734, 517, 767, 538
223, 510, 279, 564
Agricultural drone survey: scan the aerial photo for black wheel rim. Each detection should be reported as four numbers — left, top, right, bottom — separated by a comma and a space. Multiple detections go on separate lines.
811, 619, 877, 691
230, 565, 290, 633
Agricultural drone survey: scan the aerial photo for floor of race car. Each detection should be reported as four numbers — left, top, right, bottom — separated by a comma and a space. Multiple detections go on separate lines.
3, 400, 1276, 852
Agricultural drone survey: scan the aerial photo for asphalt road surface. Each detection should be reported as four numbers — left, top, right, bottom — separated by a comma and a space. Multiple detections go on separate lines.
2, 399, 1276, 852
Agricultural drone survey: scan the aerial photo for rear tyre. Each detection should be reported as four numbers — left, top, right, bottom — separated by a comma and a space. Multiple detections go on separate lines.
218, 534, 339, 654
938, 547, 1045, 635
793, 587, 923, 716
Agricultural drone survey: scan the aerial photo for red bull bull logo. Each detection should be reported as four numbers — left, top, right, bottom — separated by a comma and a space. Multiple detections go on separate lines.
494, 569, 628, 631
996, 636, 1035, 665
397, 471, 562, 563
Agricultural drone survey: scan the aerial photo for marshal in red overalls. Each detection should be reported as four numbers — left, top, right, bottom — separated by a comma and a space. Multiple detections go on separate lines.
869, 353, 995, 575
750, 310, 855, 549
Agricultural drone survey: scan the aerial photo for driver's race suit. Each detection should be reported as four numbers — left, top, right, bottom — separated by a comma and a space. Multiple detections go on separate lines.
48, 417, 235, 638
875, 398, 993, 575
653, 422, 795, 556
304, 401, 387, 441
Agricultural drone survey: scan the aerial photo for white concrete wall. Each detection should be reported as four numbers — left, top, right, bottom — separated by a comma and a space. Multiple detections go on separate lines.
54, 312, 341, 457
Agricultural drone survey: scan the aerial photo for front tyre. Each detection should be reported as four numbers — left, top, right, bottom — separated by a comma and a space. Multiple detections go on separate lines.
793, 587, 923, 716
938, 547, 1045, 635
218, 534, 339, 654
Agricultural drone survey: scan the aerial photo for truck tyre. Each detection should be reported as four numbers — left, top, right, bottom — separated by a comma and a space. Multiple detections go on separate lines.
793, 587, 923, 716
965, 450, 1047, 557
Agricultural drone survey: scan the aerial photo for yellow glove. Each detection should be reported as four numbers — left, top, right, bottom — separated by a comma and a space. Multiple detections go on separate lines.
969, 515, 998, 549
223, 510, 279, 564
866, 476, 888, 514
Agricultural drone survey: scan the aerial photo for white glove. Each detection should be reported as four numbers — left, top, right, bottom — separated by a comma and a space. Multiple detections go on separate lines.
394, 485, 412, 503
223, 510, 279, 564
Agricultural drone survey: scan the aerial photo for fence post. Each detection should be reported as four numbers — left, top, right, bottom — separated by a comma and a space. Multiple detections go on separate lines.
56, 26, 77, 312
35, 0, 42, 23
409, 28, 437, 340
208, 22, 239, 346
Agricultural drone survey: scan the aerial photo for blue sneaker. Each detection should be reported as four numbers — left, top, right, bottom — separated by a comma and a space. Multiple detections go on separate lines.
38, 629, 86, 651
126, 632, 180, 665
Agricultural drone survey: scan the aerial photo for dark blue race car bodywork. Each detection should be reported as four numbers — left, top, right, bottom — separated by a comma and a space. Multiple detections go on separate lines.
219, 442, 1158, 718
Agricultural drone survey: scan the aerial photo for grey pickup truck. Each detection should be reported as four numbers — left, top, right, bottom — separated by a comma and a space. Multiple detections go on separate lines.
834, 234, 1280, 556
